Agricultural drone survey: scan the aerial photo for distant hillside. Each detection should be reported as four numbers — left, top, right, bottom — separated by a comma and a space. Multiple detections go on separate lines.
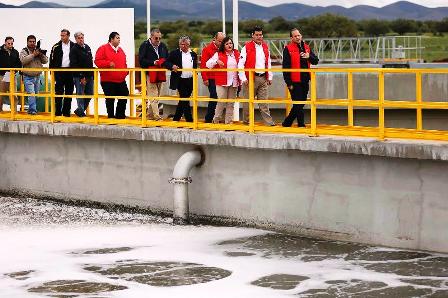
3, 0, 448, 21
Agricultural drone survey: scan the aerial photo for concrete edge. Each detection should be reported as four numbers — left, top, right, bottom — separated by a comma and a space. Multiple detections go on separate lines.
1, 120, 448, 161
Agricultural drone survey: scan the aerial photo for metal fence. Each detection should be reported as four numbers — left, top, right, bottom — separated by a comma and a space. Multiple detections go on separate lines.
200, 36, 424, 63
1, 66, 447, 141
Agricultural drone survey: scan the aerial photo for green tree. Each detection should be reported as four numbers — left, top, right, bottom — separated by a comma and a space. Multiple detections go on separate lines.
268, 16, 292, 32
298, 14, 358, 38
359, 19, 390, 36
240, 19, 265, 36
390, 19, 417, 35
134, 21, 147, 39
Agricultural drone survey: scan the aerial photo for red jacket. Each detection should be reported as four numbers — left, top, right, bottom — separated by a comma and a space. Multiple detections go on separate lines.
94, 43, 128, 83
200, 41, 219, 82
286, 42, 310, 83
244, 41, 269, 79
214, 50, 240, 86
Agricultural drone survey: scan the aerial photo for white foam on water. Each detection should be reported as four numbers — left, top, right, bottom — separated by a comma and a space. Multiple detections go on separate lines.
0, 197, 447, 297
0, 223, 425, 298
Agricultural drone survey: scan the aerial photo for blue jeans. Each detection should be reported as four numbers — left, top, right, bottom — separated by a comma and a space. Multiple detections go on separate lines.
74, 77, 93, 112
23, 75, 41, 114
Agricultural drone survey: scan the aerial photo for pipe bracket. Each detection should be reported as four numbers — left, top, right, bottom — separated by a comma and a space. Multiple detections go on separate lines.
169, 177, 192, 184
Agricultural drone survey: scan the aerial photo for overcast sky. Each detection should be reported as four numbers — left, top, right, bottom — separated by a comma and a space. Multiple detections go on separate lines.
2, 0, 447, 8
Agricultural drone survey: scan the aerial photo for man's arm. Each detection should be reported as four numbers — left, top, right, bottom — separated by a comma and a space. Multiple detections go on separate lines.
237, 46, 247, 82
138, 41, 153, 68
309, 49, 319, 65
13, 50, 22, 69
94, 45, 110, 68
282, 47, 292, 87
200, 47, 210, 83
19, 49, 34, 66
69, 47, 82, 77
49, 44, 57, 68
40, 53, 48, 64
267, 49, 273, 81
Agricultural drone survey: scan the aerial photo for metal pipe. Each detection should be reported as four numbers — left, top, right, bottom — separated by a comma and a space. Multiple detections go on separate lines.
169, 148, 205, 225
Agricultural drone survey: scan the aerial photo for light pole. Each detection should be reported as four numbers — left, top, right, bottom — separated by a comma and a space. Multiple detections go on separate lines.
147, 0, 151, 38
222, 0, 226, 34
232, 0, 239, 121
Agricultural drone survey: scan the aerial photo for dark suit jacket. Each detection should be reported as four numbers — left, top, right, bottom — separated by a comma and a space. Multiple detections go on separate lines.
138, 40, 169, 68
167, 48, 198, 90
49, 40, 75, 68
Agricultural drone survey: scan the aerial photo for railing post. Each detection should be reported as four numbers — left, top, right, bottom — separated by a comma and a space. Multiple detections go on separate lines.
130, 69, 135, 117
20, 76, 25, 112
44, 70, 49, 113
94, 70, 99, 125
285, 84, 291, 117
248, 70, 255, 133
50, 70, 55, 123
416, 71, 422, 131
192, 69, 198, 130
140, 69, 147, 127
310, 70, 317, 136
348, 71, 354, 127
378, 70, 385, 140
9, 70, 15, 120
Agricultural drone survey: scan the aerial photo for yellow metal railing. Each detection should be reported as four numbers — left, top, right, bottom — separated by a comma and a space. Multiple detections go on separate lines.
1, 67, 448, 142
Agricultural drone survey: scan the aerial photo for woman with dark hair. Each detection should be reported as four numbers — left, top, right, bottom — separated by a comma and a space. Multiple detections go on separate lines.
205, 36, 240, 124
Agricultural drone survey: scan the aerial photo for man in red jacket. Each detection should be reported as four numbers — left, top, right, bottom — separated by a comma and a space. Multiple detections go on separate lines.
238, 26, 275, 126
200, 31, 225, 123
94, 32, 129, 119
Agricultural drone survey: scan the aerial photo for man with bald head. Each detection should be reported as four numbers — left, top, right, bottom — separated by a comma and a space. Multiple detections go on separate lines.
282, 28, 319, 127
200, 31, 225, 123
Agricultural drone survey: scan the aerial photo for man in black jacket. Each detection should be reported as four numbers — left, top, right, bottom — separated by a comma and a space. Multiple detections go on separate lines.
166, 35, 197, 122
0, 36, 21, 112
138, 28, 170, 120
69, 31, 94, 117
282, 28, 319, 127
50, 29, 75, 117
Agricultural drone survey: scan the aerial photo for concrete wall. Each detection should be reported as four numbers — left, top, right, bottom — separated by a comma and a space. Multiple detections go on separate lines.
1, 120, 448, 253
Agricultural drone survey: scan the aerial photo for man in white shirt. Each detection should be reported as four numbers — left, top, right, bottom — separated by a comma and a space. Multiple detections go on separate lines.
166, 36, 198, 122
50, 29, 75, 117
238, 25, 275, 126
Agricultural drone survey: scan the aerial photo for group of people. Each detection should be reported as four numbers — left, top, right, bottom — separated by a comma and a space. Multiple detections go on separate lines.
0, 30, 128, 118
139, 26, 318, 127
0, 25, 319, 127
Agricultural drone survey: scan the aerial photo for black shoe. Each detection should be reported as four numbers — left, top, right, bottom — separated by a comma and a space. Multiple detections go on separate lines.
74, 109, 85, 117
55, 112, 62, 116
63, 113, 70, 117
115, 114, 126, 119
298, 123, 306, 127
282, 122, 292, 127
108, 115, 115, 119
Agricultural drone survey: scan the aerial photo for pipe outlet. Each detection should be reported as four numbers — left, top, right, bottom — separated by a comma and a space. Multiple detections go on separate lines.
169, 148, 204, 224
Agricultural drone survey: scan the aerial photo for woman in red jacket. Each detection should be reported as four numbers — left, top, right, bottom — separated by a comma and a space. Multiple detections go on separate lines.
94, 32, 129, 119
205, 36, 240, 124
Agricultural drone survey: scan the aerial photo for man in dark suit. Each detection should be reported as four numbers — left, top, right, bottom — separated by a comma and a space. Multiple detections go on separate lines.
49, 29, 75, 117
166, 36, 197, 122
138, 28, 170, 120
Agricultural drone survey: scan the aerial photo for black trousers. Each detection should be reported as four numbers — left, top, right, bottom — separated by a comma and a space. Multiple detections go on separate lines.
55, 71, 74, 116
173, 77, 193, 122
204, 79, 218, 123
283, 81, 309, 127
100, 81, 129, 119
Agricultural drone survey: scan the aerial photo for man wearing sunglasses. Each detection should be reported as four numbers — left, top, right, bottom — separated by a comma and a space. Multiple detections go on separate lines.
0, 36, 21, 112
138, 28, 170, 120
